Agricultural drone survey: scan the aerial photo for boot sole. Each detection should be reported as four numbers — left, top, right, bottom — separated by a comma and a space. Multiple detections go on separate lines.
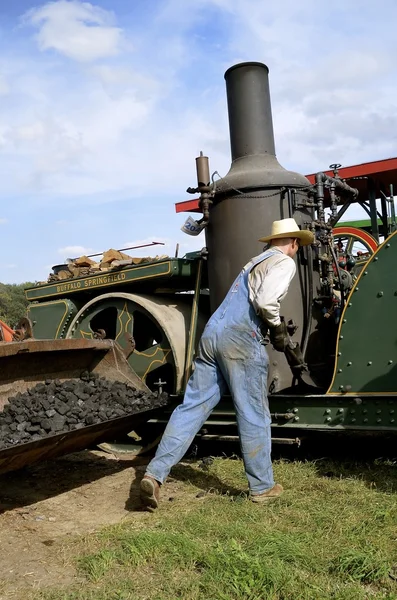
251, 493, 282, 503
140, 479, 159, 510
251, 485, 283, 503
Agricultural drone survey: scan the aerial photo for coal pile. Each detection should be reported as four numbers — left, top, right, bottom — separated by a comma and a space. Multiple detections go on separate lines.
0, 372, 168, 450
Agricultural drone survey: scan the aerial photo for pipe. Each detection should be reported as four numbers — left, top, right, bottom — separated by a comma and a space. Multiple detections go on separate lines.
316, 172, 358, 200
198, 434, 301, 446
183, 258, 204, 388
301, 244, 314, 357
330, 244, 345, 313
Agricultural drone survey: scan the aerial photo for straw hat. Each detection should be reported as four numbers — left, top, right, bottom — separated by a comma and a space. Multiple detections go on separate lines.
258, 218, 314, 246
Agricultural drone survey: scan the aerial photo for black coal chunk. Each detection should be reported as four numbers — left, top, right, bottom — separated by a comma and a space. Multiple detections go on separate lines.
0, 373, 169, 450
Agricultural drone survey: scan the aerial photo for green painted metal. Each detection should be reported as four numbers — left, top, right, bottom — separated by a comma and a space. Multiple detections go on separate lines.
68, 296, 176, 390
152, 394, 397, 432
27, 299, 78, 339
329, 231, 397, 394
22, 231, 397, 435
266, 395, 397, 431
25, 258, 201, 302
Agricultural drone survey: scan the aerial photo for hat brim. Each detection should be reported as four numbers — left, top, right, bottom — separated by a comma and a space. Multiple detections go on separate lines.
258, 230, 314, 246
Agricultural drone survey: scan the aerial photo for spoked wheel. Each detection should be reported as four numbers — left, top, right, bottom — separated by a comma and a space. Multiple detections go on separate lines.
332, 226, 378, 279
66, 292, 205, 456
66, 292, 205, 395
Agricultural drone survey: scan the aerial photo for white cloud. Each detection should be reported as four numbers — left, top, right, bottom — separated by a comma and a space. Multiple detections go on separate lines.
0, 218, 8, 224
58, 245, 94, 257
23, 1, 125, 62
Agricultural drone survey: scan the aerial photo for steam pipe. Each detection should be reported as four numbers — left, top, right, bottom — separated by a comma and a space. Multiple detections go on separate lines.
330, 244, 345, 313
315, 172, 359, 201
301, 244, 313, 357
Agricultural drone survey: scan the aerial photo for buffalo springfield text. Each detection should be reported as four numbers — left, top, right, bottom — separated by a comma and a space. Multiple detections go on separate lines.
56, 272, 127, 293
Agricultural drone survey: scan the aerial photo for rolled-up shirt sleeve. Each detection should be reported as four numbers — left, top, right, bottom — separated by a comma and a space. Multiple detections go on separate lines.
248, 252, 296, 327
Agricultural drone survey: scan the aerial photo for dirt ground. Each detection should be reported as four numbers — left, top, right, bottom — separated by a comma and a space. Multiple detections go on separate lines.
0, 449, 181, 599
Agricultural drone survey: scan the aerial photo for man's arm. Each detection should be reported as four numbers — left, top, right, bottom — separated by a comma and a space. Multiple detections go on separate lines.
249, 254, 296, 327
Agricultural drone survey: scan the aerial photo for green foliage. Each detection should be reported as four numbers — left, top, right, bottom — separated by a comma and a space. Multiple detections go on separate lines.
0, 282, 34, 327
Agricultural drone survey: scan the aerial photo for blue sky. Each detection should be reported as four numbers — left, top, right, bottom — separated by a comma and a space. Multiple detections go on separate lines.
0, 0, 396, 283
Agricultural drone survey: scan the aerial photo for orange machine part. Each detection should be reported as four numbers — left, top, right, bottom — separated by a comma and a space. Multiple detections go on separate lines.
0, 320, 15, 342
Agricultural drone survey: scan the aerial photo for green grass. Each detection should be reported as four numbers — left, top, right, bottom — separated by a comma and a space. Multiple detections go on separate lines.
35, 456, 397, 600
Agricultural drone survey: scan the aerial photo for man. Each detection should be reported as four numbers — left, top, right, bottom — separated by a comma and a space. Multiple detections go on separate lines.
140, 218, 314, 510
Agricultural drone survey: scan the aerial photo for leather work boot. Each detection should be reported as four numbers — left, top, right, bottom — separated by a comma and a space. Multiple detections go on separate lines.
140, 475, 161, 511
250, 483, 283, 503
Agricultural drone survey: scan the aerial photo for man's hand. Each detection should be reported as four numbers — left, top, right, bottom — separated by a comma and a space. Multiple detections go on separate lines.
269, 320, 289, 352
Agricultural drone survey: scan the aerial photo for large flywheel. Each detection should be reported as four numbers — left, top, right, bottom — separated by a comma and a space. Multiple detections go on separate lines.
66, 293, 205, 394
332, 225, 378, 279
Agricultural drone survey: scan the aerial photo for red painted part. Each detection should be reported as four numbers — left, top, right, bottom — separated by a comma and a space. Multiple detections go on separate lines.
175, 199, 200, 213
306, 157, 397, 184
332, 226, 379, 252
176, 156, 397, 214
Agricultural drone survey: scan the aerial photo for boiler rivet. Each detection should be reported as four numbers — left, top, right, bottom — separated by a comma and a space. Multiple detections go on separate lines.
351, 418, 356, 423
294, 416, 299, 422
388, 360, 393, 365
325, 409, 331, 414
376, 409, 381, 414
362, 409, 368, 414
338, 368, 343, 373
337, 408, 344, 413
386, 243, 391, 248
325, 417, 331, 422
339, 385, 344, 390
350, 409, 355, 414
377, 291, 383, 297
354, 288, 359, 292
377, 418, 382, 423
367, 361, 372, 366
337, 352, 342, 357
347, 361, 352, 366
390, 410, 395, 415
293, 408, 299, 413
348, 302, 353, 307
374, 257, 378, 261
363, 418, 368, 423
339, 335, 344, 340
391, 419, 395, 423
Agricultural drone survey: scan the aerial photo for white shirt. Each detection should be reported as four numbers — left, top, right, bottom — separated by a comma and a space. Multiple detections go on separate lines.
247, 248, 296, 327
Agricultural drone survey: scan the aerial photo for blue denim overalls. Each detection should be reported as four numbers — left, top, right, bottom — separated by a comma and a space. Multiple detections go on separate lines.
146, 248, 280, 494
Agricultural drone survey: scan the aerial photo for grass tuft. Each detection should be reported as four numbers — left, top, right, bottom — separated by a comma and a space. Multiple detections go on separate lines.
330, 547, 392, 584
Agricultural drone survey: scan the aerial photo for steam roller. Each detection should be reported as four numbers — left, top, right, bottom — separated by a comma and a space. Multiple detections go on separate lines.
1, 60, 397, 475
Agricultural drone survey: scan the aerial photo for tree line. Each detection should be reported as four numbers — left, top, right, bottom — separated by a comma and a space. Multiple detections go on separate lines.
0, 283, 35, 328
